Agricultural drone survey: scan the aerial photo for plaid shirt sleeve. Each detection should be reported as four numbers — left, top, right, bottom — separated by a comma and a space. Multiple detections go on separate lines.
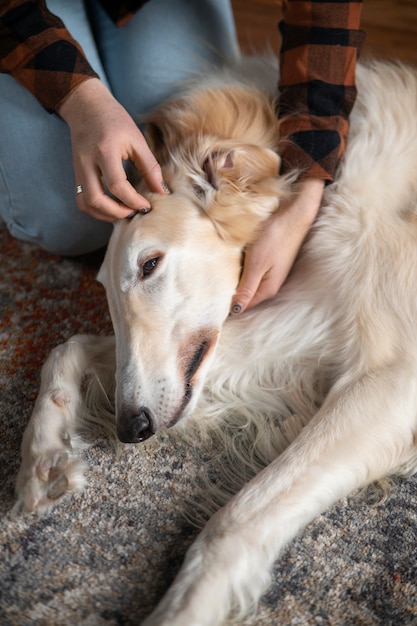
277, 0, 365, 182
0, 0, 99, 112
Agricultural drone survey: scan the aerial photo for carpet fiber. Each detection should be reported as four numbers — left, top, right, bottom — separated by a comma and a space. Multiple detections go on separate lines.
1, 219, 417, 625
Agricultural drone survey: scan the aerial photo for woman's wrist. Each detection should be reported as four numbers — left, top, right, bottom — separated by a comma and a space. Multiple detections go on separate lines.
288, 177, 325, 224
58, 78, 110, 124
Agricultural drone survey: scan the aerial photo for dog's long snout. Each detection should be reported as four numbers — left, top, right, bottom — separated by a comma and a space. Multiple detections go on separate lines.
117, 407, 155, 443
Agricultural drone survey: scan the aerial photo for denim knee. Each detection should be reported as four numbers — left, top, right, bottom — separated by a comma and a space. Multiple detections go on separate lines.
2, 197, 113, 256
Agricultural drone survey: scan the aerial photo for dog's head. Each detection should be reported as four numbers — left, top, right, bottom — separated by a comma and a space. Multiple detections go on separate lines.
98, 90, 289, 443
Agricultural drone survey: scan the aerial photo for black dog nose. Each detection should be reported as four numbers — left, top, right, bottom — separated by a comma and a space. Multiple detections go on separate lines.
117, 407, 155, 443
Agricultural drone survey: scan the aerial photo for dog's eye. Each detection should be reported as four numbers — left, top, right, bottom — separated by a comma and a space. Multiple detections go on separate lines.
141, 257, 160, 279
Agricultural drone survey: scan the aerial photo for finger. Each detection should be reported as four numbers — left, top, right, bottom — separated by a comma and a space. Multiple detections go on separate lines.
139, 158, 166, 194
230, 263, 263, 315
133, 148, 164, 192
108, 176, 153, 210
99, 155, 152, 210
130, 143, 168, 194
244, 272, 286, 310
76, 191, 145, 222
75, 165, 149, 222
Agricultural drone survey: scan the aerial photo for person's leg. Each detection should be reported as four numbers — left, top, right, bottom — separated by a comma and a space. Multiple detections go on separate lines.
87, 0, 239, 119
0, 0, 112, 255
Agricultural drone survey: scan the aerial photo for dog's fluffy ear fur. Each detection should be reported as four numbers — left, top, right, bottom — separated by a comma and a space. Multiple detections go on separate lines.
203, 144, 280, 187
145, 85, 293, 248
145, 84, 283, 163
201, 143, 289, 247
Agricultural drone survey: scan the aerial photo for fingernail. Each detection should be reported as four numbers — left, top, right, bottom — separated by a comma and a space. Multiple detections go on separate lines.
126, 207, 151, 220
161, 181, 171, 194
230, 302, 243, 315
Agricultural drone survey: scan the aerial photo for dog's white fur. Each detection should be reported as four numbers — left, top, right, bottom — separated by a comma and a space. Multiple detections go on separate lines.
15, 58, 417, 625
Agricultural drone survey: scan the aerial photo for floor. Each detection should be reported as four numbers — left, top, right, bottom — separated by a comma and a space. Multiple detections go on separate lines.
232, 0, 417, 65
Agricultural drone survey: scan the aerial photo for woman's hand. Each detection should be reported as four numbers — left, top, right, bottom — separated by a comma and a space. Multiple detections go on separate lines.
231, 178, 325, 314
59, 78, 166, 221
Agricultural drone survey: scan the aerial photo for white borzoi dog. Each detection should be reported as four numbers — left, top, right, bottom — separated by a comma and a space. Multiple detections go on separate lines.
15, 57, 417, 625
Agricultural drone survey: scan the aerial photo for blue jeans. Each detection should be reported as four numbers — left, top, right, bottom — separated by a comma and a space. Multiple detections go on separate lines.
0, 0, 237, 255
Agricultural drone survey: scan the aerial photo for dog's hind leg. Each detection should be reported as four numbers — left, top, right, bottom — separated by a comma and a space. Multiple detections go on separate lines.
15, 334, 115, 514
143, 360, 417, 626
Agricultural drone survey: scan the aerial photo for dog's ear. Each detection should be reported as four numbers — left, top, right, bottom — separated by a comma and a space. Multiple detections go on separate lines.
203, 144, 291, 247
204, 143, 282, 190
145, 98, 192, 164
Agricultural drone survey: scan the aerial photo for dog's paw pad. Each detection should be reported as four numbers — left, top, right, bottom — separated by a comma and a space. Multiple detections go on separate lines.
46, 473, 69, 500
16, 450, 86, 514
37, 451, 69, 482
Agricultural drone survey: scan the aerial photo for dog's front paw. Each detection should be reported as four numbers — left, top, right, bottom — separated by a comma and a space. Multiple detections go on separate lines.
15, 448, 86, 515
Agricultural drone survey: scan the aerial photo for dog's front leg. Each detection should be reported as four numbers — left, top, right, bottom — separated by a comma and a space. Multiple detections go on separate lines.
15, 334, 115, 514
143, 361, 417, 626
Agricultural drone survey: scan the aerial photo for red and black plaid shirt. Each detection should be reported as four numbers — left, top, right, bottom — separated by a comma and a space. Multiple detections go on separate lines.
0, 0, 364, 182
278, 0, 365, 181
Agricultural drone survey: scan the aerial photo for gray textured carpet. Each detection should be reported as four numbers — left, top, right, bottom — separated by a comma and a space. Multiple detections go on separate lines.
1, 220, 417, 625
